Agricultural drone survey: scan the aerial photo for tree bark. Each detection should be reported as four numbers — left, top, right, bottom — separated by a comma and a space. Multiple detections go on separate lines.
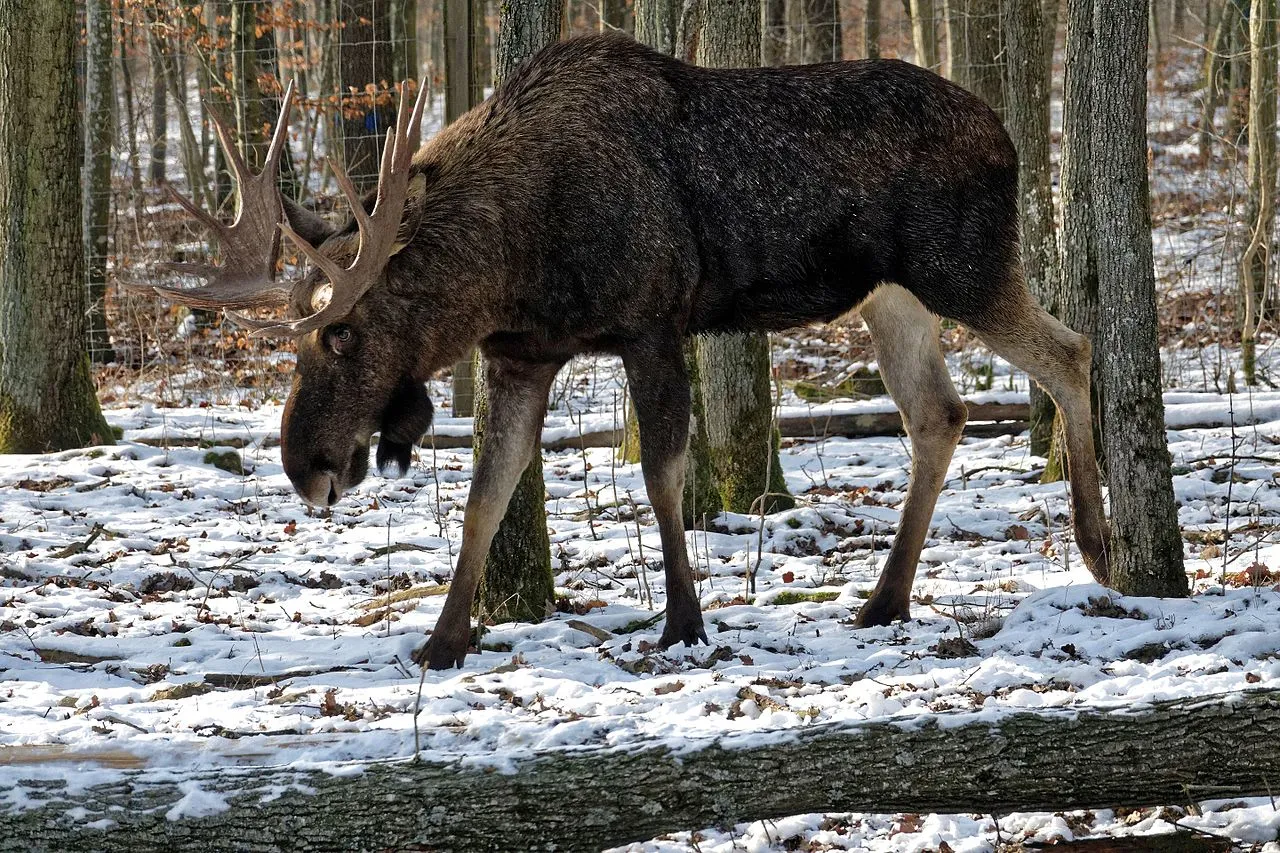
1241, 0, 1278, 385
1090, 0, 1188, 598
472, 0, 565, 624
1004, 0, 1060, 459
5, 690, 1280, 852
635, 0, 681, 55
83, 0, 116, 364
694, 0, 795, 517
909, 0, 941, 70
863, 0, 881, 58
0, 0, 113, 453
148, 17, 168, 185
948, 0, 1004, 119
340, 0, 396, 190
446, 0, 480, 417
1049, 0, 1105, 483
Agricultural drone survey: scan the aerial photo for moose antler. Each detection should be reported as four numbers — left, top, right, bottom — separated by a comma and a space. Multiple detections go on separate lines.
149, 80, 298, 309
234, 80, 431, 337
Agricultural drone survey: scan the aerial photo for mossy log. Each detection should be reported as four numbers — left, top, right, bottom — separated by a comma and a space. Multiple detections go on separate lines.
4, 689, 1280, 852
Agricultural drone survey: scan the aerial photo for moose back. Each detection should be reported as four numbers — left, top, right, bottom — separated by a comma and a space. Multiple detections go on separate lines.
151, 33, 1110, 670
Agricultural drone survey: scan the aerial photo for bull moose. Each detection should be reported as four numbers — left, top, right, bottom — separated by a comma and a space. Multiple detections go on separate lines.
149, 33, 1110, 670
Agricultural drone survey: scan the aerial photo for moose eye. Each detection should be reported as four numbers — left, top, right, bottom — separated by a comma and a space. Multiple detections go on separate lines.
326, 325, 356, 355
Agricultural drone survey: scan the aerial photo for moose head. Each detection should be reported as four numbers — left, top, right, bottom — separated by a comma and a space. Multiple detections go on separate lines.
149, 81, 435, 507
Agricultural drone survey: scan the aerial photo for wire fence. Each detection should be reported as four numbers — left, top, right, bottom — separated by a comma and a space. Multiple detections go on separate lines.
85, 0, 1273, 405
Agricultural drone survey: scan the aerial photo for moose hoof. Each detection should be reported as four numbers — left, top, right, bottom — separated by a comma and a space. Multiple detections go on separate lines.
659, 610, 709, 650
413, 634, 470, 671
853, 596, 910, 629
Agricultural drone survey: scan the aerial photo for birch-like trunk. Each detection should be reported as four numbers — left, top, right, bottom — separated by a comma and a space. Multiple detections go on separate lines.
1241, 0, 1279, 385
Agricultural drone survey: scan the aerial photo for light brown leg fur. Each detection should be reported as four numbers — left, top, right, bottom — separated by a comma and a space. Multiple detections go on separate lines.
855, 285, 968, 626
968, 291, 1111, 582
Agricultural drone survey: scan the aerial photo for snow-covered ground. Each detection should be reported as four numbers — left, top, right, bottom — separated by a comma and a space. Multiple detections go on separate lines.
3, 373, 1280, 849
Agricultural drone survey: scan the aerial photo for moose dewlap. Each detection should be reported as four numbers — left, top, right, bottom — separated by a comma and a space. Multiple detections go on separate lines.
149, 33, 1110, 670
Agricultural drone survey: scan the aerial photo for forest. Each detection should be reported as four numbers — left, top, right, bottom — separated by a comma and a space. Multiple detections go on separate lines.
1, 0, 1280, 850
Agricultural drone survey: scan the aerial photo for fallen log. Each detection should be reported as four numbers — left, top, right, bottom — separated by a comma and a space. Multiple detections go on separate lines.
3, 689, 1279, 852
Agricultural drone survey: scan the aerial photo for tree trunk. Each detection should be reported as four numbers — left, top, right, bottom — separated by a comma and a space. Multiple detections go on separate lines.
764, 0, 788, 64
148, 19, 167, 185
948, 0, 1004, 118
1224, 0, 1249, 144
635, 0, 680, 55
1199, 0, 1231, 161
1242, 0, 1278, 385
0, 0, 113, 453
1049, 0, 1105, 483
1004, 0, 1060, 459
909, 0, 940, 69
340, 0, 396, 190
5, 690, 1280, 851
1090, 0, 1188, 598
473, 0, 565, 624
446, 0, 480, 417
863, 0, 881, 58
693, 0, 794, 517
391, 0, 420, 83
83, 0, 116, 364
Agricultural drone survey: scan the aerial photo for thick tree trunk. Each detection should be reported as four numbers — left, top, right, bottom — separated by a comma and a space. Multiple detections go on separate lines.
1242, 0, 1278, 384
635, 0, 680, 55
5, 690, 1280, 852
864, 0, 881, 58
0, 0, 113, 453
1004, 0, 1060, 459
1049, 0, 1105, 483
472, 0, 565, 624
948, 0, 1004, 118
340, 0, 396, 190
909, 0, 940, 69
83, 0, 116, 364
694, 0, 794, 517
1090, 0, 1188, 598
148, 20, 167, 185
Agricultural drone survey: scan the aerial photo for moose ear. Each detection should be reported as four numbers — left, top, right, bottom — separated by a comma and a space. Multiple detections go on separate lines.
391, 173, 428, 256
282, 195, 339, 246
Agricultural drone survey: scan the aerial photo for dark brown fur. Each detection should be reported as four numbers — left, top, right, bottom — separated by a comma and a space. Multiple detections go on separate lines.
274, 33, 1110, 669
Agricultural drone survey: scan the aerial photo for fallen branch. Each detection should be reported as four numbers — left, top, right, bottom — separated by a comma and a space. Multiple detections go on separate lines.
3, 689, 1279, 851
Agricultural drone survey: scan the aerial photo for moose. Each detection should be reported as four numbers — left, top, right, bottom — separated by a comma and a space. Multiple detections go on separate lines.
150, 33, 1110, 670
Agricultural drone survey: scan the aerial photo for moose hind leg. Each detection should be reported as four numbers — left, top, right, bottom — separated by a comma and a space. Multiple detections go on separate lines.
416, 356, 562, 670
622, 339, 708, 650
855, 285, 968, 627
968, 290, 1110, 582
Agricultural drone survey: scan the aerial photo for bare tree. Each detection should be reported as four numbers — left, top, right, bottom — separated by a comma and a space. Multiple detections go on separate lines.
340, 0, 396, 189
472, 0, 565, 624
690, 0, 794, 519
0, 0, 114, 452
1005, 0, 1060, 459
909, 0, 941, 70
864, 0, 882, 58
84, 0, 116, 363
1241, 0, 1278, 385
948, 0, 1003, 118
1052, 0, 1103, 481
1090, 0, 1187, 597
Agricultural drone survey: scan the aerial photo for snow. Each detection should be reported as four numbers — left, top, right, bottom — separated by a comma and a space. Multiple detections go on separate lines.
3, 376, 1280, 847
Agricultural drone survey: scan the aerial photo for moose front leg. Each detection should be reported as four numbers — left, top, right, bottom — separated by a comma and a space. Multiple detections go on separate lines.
622, 339, 709, 650
416, 356, 562, 670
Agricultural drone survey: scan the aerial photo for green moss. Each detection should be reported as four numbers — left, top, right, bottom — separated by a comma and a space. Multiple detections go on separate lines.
203, 450, 244, 474
770, 590, 840, 606
792, 368, 886, 402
